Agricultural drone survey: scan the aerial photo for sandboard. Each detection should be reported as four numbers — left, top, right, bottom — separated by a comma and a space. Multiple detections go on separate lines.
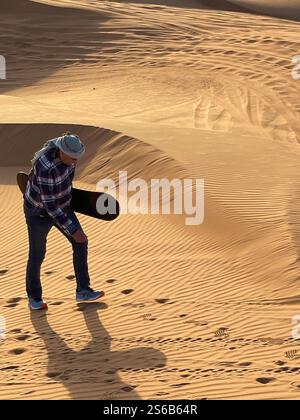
17, 172, 120, 221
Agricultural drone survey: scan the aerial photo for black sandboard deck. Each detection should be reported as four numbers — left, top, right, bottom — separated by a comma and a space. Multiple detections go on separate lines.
17, 172, 120, 221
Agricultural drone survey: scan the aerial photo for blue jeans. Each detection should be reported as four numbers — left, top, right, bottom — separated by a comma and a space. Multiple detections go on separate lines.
24, 202, 90, 300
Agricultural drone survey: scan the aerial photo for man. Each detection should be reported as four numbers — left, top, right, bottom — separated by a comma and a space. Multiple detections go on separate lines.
24, 133, 105, 310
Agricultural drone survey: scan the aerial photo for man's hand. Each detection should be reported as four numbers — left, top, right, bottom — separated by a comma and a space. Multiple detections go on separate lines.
72, 229, 88, 244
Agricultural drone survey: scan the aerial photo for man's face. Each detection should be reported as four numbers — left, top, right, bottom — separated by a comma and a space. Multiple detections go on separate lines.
59, 150, 78, 166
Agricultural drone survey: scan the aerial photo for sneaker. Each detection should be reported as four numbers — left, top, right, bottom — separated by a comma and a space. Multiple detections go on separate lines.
76, 288, 105, 302
28, 298, 48, 310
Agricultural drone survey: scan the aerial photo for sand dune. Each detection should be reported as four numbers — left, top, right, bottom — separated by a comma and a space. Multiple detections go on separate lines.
229, 0, 300, 19
106, 0, 252, 12
0, 0, 300, 400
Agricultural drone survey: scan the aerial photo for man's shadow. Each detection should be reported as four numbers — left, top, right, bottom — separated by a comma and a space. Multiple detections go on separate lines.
31, 303, 166, 400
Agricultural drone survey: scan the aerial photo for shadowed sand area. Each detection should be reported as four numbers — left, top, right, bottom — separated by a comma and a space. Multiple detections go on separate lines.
228, 0, 300, 20
0, 0, 300, 400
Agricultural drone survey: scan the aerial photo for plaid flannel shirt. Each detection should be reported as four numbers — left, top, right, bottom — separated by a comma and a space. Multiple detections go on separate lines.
24, 147, 78, 236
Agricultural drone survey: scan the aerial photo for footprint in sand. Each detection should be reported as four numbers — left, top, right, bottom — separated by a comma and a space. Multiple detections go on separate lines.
45, 271, 54, 275
66, 275, 76, 280
106, 279, 117, 284
105, 369, 117, 374
274, 367, 300, 374
47, 371, 61, 378
285, 350, 300, 360
7, 298, 22, 304
155, 298, 170, 304
5, 298, 22, 308
49, 302, 64, 306
275, 360, 286, 366
0, 269, 8, 275
121, 386, 137, 392
9, 348, 26, 355
121, 289, 134, 295
16, 335, 31, 341
142, 313, 157, 321
256, 377, 275, 384
215, 327, 230, 338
